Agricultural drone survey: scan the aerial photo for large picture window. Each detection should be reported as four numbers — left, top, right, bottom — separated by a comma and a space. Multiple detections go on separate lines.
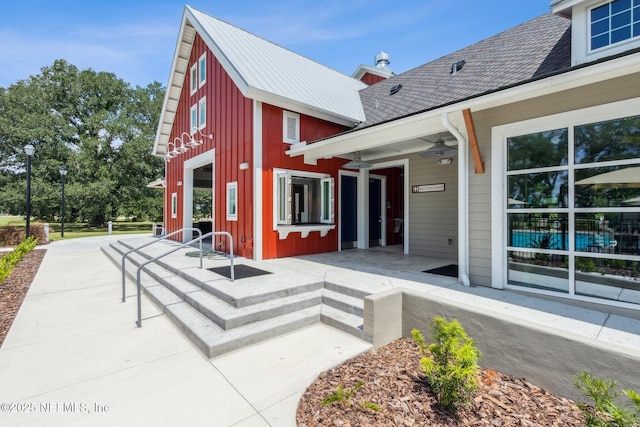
497, 103, 640, 308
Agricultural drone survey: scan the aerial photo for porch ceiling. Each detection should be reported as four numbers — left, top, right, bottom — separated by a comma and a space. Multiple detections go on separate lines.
345, 132, 458, 163
287, 112, 459, 164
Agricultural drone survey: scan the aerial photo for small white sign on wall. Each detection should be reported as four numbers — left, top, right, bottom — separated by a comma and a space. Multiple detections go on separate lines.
412, 183, 445, 193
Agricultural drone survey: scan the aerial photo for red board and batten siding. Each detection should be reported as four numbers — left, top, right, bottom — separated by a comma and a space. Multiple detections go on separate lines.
260, 103, 349, 259
165, 33, 352, 260
359, 72, 388, 85
164, 33, 254, 258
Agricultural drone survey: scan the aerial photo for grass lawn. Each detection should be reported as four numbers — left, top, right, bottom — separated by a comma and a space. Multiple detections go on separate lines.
0, 216, 23, 227
0, 216, 154, 242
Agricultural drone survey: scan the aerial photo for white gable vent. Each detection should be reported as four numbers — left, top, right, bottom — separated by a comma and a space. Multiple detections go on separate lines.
283, 111, 300, 144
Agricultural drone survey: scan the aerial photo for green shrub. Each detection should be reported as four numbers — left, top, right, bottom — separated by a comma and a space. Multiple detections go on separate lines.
322, 382, 362, 407
412, 317, 481, 414
321, 381, 380, 411
577, 257, 597, 273
0, 236, 37, 282
575, 371, 640, 427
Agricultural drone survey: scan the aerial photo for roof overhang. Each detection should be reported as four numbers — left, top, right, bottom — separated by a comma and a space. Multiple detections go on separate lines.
245, 87, 361, 127
550, 0, 586, 17
153, 6, 364, 157
352, 64, 394, 81
288, 50, 640, 165
146, 178, 166, 189
153, 9, 197, 157
184, 7, 364, 127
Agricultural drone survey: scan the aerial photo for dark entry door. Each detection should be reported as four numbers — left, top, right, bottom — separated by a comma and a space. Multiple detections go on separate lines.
369, 178, 382, 247
341, 175, 357, 249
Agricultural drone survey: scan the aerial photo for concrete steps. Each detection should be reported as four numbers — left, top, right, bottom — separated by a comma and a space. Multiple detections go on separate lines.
102, 237, 371, 357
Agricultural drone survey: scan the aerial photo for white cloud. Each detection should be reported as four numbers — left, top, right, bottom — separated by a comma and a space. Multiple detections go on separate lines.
0, 19, 176, 87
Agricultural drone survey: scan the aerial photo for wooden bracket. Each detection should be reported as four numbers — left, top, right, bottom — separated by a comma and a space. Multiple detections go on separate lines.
462, 109, 485, 174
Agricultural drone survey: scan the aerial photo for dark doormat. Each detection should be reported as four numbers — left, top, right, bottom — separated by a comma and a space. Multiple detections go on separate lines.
423, 264, 458, 278
208, 264, 272, 280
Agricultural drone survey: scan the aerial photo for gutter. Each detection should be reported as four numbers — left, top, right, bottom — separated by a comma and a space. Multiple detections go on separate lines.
442, 112, 471, 287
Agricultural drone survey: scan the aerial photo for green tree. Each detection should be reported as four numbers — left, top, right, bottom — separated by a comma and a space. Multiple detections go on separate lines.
0, 60, 165, 225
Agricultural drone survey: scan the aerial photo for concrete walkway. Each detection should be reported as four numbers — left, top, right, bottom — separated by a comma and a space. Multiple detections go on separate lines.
2, 235, 640, 426
0, 236, 371, 426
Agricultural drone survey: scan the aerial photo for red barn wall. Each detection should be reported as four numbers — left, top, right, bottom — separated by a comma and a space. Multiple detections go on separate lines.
261, 103, 349, 259
164, 33, 254, 258
359, 72, 388, 85
164, 33, 357, 260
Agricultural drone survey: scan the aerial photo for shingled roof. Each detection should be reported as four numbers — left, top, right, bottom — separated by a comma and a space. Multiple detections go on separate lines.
357, 12, 572, 129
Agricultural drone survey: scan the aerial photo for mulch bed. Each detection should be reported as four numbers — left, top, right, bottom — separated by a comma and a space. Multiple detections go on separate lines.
297, 338, 586, 426
0, 249, 46, 347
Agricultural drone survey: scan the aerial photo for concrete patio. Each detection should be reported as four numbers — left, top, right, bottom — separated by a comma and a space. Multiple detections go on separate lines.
0, 234, 639, 426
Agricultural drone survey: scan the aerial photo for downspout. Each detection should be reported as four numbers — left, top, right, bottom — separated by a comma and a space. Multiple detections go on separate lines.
442, 112, 471, 287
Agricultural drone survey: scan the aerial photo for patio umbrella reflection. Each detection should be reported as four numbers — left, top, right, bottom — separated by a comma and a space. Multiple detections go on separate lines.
575, 166, 640, 189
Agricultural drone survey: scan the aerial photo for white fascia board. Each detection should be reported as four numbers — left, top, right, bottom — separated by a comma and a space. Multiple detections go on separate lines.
246, 87, 364, 127
352, 64, 393, 81
550, 0, 583, 15
465, 51, 640, 111
291, 52, 640, 163
153, 11, 196, 156
184, 9, 362, 128
287, 113, 443, 162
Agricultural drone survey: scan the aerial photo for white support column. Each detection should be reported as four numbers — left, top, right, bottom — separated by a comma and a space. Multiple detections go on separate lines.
253, 100, 263, 260
358, 168, 369, 249
442, 111, 470, 286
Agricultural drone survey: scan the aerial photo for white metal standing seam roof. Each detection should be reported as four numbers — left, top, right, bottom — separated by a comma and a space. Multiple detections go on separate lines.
189, 6, 367, 122
153, 5, 367, 156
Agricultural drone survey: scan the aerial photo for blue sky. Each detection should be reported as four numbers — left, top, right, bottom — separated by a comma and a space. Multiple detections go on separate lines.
0, 1, 552, 88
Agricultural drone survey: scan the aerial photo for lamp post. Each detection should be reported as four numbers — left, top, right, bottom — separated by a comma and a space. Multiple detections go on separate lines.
59, 165, 67, 237
24, 144, 35, 239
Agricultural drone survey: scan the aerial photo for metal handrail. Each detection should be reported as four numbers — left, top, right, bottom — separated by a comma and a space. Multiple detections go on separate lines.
134, 231, 234, 327
121, 228, 202, 302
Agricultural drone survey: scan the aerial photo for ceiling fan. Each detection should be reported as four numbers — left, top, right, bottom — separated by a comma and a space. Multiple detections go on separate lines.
419, 133, 457, 157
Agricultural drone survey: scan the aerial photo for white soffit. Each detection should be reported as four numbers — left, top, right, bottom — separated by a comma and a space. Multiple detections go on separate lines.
186, 6, 367, 125
153, 17, 196, 156
550, 0, 586, 16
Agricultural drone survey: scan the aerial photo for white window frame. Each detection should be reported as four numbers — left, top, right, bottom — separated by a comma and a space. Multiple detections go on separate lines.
320, 177, 334, 224
283, 111, 300, 144
491, 97, 640, 309
227, 181, 238, 221
198, 53, 207, 88
273, 168, 336, 239
171, 192, 178, 218
588, 0, 639, 52
190, 104, 198, 135
190, 63, 198, 95
276, 173, 292, 225
199, 97, 207, 129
